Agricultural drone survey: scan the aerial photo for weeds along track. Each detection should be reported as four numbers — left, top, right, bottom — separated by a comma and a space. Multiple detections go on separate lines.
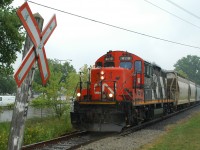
22, 103, 200, 150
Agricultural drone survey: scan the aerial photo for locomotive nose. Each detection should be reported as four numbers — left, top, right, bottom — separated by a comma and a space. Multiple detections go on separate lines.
90, 68, 118, 101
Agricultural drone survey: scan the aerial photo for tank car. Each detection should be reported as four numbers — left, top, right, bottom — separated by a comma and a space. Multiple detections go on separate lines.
70, 50, 199, 132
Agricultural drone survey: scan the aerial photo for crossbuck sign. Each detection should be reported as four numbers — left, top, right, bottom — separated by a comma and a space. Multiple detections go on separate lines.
14, 2, 57, 87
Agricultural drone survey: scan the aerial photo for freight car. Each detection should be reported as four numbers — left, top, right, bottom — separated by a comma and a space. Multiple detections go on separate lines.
70, 50, 200, 132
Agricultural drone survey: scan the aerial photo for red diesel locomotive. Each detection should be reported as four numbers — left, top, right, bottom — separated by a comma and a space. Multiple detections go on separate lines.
70, 50, 200, 132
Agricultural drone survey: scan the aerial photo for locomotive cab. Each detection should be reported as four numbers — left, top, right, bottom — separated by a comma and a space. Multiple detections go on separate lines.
75, 50, 144, 102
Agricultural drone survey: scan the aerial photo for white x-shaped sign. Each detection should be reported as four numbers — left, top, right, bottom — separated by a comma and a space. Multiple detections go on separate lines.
14, 2, 57, 87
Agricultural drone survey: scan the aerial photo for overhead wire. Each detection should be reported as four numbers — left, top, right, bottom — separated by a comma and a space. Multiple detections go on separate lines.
165, 0, 200, 20
143, 0, 200, 30
27, 0, 200, 50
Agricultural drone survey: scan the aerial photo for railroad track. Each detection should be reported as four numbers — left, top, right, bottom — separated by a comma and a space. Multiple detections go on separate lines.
22, 131, 86, 150
22, 103, 200, 150
22, 130, 114, 150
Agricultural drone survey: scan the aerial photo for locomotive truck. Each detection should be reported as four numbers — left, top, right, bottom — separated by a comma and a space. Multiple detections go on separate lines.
70, 50, 200, 132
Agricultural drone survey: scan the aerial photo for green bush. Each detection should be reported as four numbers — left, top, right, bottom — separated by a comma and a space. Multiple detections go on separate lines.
30, 97, 51, 108
6, 103, 14, 110
31, 96, 69, 119
24, 123, 50, 144
24, 115, 72, 145
0, 114, 73, 150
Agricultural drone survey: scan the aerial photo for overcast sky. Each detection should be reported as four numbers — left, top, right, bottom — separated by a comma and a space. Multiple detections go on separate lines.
12, 0, 200, 72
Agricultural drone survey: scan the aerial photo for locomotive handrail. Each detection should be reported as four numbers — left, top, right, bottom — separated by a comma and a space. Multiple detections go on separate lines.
77, 81, 90, 100
124, 88, 133, 101
72, 81, 91, 100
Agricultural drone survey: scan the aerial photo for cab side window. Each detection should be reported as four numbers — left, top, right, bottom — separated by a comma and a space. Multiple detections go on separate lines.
145, 63, 152, 77
135, 61, 142, 73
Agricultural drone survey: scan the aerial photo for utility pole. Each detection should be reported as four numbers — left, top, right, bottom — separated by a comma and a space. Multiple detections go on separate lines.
8, 13, 44, 150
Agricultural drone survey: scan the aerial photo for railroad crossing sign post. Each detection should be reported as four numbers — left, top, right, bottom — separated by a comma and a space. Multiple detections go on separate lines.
8, 2, 56, 150
14, 2, 57, 86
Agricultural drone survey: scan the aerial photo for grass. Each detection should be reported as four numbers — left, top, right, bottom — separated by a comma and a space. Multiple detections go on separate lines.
0, 122, 10, 150
0, 114, 73, 150
141, 112, 200, 150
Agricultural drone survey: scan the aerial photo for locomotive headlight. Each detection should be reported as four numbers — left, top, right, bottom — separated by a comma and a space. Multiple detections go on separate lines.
100, 70, 104, 75
100, 75, 105, 80
77, 92, 81, 97
108, 93, 113, 98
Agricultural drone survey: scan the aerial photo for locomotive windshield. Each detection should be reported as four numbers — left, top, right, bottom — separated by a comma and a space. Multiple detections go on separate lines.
104, 62, 115, 67
120, 62, 132, 69
96, 62, 102, 67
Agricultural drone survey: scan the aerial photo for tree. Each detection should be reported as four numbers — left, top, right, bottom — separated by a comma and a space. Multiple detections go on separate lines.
33, 59, 76, 85
32, 59, 79, 118
33, 62, 65, 118
79, 64, 91, 88
66, 71, 79, 96
0, 75, 16, 94
0, 0, 25, 75
0, 0, 13, 7
174, 55, 200, 84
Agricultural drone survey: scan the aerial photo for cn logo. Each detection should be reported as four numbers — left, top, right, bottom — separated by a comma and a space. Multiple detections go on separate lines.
94, 83, 114, 94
